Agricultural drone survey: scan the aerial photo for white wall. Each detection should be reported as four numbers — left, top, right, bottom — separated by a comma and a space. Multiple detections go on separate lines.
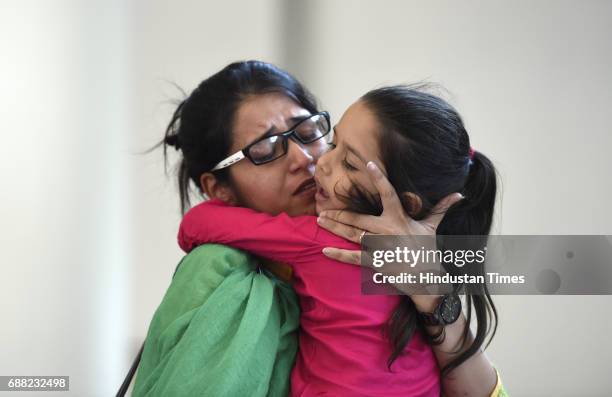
1, 0, 132, 395
1, 1, 610, 396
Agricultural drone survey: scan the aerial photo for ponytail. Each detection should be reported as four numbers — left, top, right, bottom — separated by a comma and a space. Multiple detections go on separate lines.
439, 150, 497, 236
436, 149, 499, 376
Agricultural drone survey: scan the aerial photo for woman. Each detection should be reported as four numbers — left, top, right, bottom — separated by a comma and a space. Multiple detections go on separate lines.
132, 61, 504, 396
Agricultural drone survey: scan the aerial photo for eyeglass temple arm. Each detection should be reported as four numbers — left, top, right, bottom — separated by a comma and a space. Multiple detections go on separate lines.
211, 150, 245, 171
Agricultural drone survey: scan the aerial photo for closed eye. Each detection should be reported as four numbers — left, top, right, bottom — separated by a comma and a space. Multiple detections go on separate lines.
342, 157, 358, 171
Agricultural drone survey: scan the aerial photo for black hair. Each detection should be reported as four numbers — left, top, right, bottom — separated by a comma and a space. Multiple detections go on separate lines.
339, 84, 498, 376
158, 60, 319, 213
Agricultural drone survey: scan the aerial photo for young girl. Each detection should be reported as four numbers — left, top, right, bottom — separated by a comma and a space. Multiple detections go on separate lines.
178, 85, 499, 396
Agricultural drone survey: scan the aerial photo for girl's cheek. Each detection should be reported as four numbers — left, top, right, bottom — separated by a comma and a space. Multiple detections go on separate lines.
330, 176, 350, 205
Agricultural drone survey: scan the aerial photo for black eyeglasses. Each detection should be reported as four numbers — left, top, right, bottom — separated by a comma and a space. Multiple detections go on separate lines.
211, 111, 331, 171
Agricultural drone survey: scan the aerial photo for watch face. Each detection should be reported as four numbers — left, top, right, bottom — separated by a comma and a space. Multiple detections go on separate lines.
440, 294, 462, 324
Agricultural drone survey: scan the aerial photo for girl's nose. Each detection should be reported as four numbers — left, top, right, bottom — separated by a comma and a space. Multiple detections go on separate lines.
317, 150, 332, 175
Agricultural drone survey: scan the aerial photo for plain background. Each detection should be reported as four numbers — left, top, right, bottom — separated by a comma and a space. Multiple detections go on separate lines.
1, 1, 611, 395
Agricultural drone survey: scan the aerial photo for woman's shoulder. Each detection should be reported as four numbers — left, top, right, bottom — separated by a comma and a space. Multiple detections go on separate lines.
157, 244, 264, 319
171, 243, 260, 285
183, 243, 253, 264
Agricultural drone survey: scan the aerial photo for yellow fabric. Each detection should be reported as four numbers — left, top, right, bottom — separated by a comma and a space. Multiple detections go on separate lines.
489, 368, 508, 397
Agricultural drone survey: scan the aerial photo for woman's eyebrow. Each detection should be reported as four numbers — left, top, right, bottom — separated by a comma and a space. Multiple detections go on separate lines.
262, 116, 308, 138
252, 115, 308, 143
288, 115, 307, 125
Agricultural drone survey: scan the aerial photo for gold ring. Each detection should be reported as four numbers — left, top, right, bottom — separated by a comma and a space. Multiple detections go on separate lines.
359, 230, 367, 243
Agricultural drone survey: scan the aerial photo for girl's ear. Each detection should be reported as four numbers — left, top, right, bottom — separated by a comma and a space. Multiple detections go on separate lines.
400, 192, 422, 217
199, 172, 238, 205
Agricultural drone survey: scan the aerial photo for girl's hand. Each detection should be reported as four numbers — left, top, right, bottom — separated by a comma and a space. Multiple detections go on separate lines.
317, 161, 463, 311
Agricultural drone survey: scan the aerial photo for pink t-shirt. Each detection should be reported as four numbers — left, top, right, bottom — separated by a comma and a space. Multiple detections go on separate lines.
179, 199, 440, 397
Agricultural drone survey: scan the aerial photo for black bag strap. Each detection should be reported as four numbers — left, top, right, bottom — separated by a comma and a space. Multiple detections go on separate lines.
116, 342, 144, 397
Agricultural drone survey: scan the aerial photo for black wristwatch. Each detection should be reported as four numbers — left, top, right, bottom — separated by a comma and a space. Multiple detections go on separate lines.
418, 293, 462, 326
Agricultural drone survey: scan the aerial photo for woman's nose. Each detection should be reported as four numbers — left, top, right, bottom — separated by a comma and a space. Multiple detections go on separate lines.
287, 139, 315, 172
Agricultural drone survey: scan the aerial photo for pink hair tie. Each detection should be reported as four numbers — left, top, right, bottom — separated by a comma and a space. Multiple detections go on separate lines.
469, 147, 475, 160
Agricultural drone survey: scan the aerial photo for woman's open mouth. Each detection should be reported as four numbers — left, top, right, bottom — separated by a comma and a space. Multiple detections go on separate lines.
293, 177, 317, 196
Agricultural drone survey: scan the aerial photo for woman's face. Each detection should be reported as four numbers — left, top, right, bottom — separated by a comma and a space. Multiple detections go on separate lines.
314, 100, 384, 214
226, 92, 328, 216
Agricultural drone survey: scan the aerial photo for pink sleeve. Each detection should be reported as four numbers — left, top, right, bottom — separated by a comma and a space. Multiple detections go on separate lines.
178, 199, 357, 267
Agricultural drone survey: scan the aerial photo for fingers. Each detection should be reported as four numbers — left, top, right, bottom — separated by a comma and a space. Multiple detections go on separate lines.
365, 161, 403, 213
318, 210, 379, 234
317, 215, 367, 243
322, 247, 362, 265
423, 192, 464, 230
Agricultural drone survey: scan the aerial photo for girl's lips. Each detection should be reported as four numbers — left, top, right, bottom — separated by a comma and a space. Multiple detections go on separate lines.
315, 184, 330, 202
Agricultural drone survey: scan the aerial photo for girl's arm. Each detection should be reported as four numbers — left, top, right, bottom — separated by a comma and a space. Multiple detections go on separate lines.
178, 199, 356, 267
417, 299, 504, 397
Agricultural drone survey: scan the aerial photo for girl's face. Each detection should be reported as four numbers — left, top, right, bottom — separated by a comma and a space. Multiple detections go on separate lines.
226, 92, 328, 216
315, 100, 384, 214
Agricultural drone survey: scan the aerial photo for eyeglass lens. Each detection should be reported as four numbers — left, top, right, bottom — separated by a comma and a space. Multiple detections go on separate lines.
248, 113, 329, 164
